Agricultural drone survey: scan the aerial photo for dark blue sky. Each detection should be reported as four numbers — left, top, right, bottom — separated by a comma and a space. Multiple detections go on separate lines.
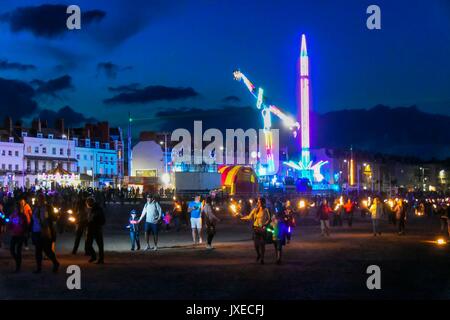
1, 0, 449, 133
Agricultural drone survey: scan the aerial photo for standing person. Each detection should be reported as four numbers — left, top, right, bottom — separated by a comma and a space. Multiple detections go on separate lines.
138, 195, 162, 250
283, 200, 296, 244
188, 196, 203, 245
394, 199, 406, 235
8, 203, 27, 272
369, 197, 383, 236
31, 194, 60, 273
85, 197, 105, 264
317, 199, 332, 236
0, 203, 6, 248
202, 197, 220, 249
19, 198, 32, 250
72, 193, 89, 255
241, 197, 271, 265
126, 209, 140, 251
270, 212, 288, 264
172, 200, 182, 232
343, 198, 354, 227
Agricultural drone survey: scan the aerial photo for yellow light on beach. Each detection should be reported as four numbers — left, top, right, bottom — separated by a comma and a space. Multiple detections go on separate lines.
298, 200, 306, 209
436, 238, 446, 246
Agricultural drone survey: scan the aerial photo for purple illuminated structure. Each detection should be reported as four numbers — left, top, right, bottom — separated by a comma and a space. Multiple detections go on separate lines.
284, 34, 328, 183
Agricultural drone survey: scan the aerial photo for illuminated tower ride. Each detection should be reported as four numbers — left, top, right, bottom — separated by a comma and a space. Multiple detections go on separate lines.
233, 70, 300, 176
284, 34, 328, 183
299, 34, 311, 166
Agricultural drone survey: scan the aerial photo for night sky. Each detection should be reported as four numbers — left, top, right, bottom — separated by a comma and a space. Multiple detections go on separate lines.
1, 0, 449, 136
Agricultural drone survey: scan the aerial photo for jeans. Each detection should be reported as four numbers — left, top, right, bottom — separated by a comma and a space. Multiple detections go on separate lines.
346, 213, 353, 227
72, 222, 87, 254
10, 236, 24, 270
372, 219, 380, 234
130, 231, 140, 250
398, 218, 405, 234
32, 232, 59, 270
320, 220, 330, 235
253, 228, 266, 261
206, 224, 216, 245
86, 227, 104, 261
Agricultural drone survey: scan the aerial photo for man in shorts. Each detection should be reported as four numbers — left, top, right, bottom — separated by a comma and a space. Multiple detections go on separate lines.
188, 196, 203, 244
138, 195, 162, 250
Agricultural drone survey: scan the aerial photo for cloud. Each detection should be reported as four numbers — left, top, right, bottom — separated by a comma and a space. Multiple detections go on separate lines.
31, 75, 73, 97
108, 83, 141, 92
97, 62, 132, 79
0, 4, 105, 38
154, 106, 260, 131
0, 77, 38, 119
104, 85, 199, 104
0, 59, 36, 71
222, 95, 241, 103
38, 105, 97, 127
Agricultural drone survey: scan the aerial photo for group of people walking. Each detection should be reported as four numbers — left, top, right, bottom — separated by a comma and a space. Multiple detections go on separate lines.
125, 194, 221, 252
1, 190, 106, 273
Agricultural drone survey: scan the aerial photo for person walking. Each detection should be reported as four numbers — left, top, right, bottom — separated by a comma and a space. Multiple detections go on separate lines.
241, 197, 271, 265
8, 203, 28, 272
127, 209, 140, 251
317, 199, 332, 236
269, 212, 288, 264
72, 193, 89, 255
394, 199, 406, 235
343, 198, 354, 227
138, 194, 162, 250
369, 197, 383, 236
31, 194, 60, 273
85, 197, 105, 264
188, 196, 203, 245
283, 200, 296, 244
19, 198, 32, 250
202, 196, 220, 249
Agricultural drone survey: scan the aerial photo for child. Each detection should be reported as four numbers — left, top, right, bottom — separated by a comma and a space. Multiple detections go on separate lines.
126, 209, 140, 251
163, 210, 172, 231
270, 213, 288, 265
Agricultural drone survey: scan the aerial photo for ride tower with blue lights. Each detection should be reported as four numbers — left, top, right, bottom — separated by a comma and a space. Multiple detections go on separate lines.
284, 35, 330, 188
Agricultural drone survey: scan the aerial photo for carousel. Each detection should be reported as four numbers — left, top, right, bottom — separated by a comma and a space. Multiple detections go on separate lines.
37, 165, 81, 189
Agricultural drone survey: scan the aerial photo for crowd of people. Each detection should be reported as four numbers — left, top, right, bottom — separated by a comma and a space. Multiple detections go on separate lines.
0, 186, 449, 273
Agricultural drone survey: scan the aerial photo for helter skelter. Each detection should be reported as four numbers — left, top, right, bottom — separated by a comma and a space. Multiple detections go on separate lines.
234, 34, 328, 183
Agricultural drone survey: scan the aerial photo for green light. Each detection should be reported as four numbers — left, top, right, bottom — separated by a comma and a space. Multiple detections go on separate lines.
129, 118, 133, 122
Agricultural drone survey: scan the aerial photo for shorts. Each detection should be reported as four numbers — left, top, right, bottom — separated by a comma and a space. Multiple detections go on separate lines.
145, 222, 159, 234
190, 217, 202, 229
